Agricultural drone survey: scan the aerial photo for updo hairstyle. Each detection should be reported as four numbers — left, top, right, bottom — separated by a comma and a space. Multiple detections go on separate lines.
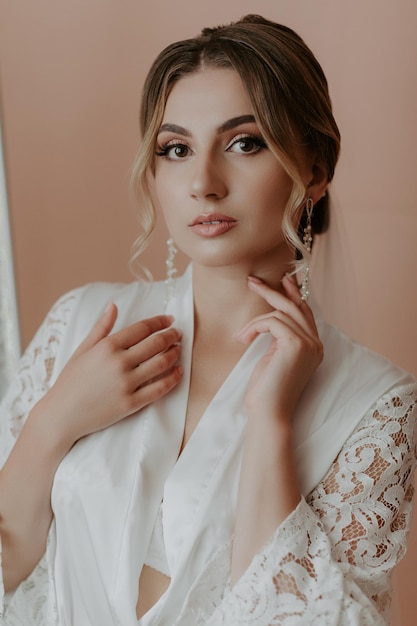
130, 14, 341, 274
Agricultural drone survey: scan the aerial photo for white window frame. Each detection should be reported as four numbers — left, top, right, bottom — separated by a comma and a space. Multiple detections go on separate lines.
0, 114, 21, 400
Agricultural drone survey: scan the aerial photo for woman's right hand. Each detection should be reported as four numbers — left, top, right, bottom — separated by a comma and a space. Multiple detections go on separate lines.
1, 303, 182, 593
35, 303, 183, 450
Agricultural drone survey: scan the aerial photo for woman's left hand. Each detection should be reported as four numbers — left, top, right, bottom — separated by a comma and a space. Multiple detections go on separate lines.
236, 273, 323, 422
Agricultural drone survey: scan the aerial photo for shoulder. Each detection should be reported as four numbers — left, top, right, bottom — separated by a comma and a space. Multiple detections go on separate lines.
319, 320, 417, 452
295, 316, 416, 493
318, 318, 415, 405
54, 277, 166, 326
46, 278, 167, 376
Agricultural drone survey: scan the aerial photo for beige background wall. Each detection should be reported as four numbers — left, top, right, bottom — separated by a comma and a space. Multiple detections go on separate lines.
1, 1, 416, 623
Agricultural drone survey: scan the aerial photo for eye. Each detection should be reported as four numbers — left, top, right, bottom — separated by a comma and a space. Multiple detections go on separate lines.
226, 134, 267, 155
155, 142, 191, 160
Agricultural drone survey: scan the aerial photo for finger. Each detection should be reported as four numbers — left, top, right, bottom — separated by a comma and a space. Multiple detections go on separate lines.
238, 305, 314, 339
281, 273, 303, 304
73, 302, 118, 356
125, 327, 182, 367
281, 274, 318, 328
249, 272, 318, 332
236, 310, 317, 345
241, 276, 316, 339
113, 315, 175, 349
132, 342, 182, 386
132, 365, 183, 408
247, 276, 308, 325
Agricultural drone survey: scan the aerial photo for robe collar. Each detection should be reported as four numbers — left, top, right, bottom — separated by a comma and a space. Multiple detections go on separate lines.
50, 265, 413, 625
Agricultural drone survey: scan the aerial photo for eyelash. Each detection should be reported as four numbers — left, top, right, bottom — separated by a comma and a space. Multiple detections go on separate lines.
155, 133, 267, 160
226, 134, 268, 154
155, 142, 190, 160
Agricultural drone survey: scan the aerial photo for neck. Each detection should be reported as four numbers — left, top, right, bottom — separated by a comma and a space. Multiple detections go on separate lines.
191, 260, 293, 340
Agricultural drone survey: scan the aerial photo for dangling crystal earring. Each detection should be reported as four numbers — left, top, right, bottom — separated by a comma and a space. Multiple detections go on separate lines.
300, 197, 314, 301
164, 237, 178, 308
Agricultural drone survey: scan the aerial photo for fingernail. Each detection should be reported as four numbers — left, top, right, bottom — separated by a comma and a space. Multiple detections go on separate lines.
284, 273, 296, 284
248, 275, 263, 284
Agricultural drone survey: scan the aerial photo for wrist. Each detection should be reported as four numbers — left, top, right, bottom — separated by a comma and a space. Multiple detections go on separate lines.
246, 406, 293, 433
26, 395, 77, 459
244, 411, 295, 467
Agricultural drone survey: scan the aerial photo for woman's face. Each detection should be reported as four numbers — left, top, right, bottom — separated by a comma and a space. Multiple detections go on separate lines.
152, 68, 300, 273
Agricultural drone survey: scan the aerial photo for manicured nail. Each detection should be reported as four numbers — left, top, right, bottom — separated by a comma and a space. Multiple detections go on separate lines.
283, 273, 297, 284
248, 275, 263, 284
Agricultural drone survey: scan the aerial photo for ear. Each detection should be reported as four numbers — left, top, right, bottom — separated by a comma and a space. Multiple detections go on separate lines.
307, 162, 329, 204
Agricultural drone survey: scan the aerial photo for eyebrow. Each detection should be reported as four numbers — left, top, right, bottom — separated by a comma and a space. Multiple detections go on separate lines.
157, 115, 257, 137
218, 115, 256, 133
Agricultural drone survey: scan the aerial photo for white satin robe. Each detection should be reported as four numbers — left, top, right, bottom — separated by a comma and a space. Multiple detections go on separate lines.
0, 265, 415, 625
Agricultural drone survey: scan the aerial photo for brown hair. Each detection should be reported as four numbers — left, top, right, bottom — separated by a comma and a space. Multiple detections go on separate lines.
130, 14, 340, 274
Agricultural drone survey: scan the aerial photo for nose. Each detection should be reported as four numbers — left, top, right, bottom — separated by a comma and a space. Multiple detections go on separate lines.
189, 152, 227, 201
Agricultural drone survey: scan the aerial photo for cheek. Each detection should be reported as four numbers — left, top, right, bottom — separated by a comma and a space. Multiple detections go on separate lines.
152, 180, 172, 221
152, 180, 182, 235
247, 158, 293, 202
154, 169, 184, 210
254, 175, 293, 217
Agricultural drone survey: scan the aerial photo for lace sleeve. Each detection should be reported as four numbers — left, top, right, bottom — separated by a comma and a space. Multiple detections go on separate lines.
0, 291, 79, 467
179, 383, 417, 626
0, 290, 80, 620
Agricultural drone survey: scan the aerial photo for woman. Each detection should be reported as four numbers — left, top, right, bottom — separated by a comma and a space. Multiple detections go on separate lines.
0, 14, 415, 626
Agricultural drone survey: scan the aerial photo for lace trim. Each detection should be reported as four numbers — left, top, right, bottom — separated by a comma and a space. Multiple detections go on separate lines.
0, 293, 415, 626
178, 384, 417, 626
0, 293, 77, 463
0, 292, 78, 625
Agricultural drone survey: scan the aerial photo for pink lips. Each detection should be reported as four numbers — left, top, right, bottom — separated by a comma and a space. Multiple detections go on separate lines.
189, 213, 238, 237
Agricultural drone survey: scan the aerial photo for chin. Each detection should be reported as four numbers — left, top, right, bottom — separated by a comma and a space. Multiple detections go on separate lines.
176, 240, 237, 266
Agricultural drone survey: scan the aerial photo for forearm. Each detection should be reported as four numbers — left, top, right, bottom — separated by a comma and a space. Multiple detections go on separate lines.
0, 399, 72, 592
231, 413, 301, 584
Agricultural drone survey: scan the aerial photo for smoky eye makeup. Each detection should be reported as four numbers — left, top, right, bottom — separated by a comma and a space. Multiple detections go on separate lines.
225, 133, 268, 154
155, 140, 191, 160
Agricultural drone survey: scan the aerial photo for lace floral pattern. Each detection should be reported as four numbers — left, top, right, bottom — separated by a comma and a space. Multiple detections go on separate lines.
0, 292, 77, 463
178, 385, 416, 625
0, 290, 416, 625
0, 292, 78, 625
